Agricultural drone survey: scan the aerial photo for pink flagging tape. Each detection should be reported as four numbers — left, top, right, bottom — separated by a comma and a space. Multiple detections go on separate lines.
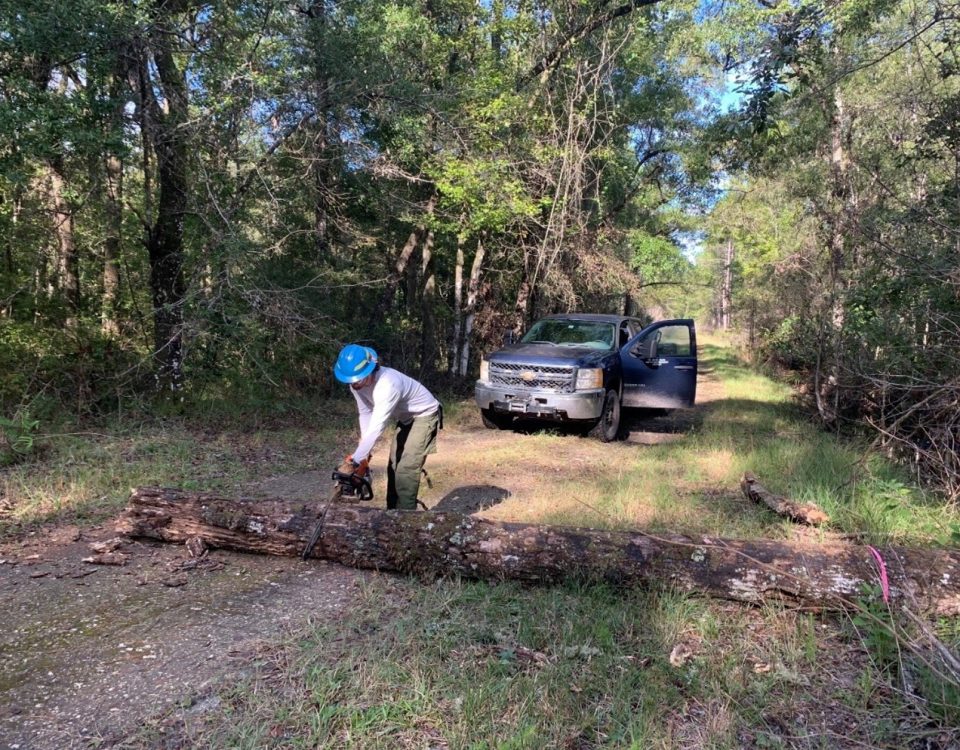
867, 545, 891, 604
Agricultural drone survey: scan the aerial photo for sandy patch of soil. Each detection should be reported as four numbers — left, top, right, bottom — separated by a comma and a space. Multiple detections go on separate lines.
0, 483, 369, 749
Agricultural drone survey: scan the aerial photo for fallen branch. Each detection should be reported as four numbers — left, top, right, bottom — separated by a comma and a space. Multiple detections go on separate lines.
741, 473, 830, 526
82, 552, 129, 566
118, 487, 960, 615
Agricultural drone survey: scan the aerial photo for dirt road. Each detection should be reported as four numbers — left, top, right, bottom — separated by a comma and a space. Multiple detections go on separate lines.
0, 522, 369, 749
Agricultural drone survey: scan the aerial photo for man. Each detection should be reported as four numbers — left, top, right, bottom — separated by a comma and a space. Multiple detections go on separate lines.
333, 344, 441, 510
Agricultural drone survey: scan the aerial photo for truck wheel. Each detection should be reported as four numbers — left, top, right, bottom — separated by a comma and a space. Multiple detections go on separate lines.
589, 389, 621, 442
481, 408, 513, 430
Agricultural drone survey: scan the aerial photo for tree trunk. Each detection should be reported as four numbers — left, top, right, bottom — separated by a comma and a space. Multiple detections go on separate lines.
816, 86, 852, 426
143, 31, 189, 390
48, 159, 80, 328
513, 250, 532, 334
419, 228, 437, 378
369, 192, 438, 328
449, 233, 465, 375
458, 235, 486, 376
34, 243, 50, 319
721, 238, 733, 331
101, 58, 127, 337
102, 151, 122, 337
306, 0, 338, 259
119, 487, 960, 616
2, 188, 22, 318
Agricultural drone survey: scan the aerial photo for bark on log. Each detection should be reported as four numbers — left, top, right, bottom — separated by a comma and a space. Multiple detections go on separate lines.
118, 487, 960, 616
741, 473, 830, 526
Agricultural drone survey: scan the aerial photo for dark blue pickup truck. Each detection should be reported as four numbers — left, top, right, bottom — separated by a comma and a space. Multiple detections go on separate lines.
474, 314, 697, 441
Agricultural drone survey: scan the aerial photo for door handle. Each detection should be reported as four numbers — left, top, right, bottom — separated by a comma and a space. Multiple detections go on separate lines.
674, 365, 694, 370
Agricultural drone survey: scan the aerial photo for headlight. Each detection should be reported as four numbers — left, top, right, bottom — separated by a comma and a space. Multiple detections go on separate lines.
479, 358, 489, 383
575, 368, 603, 390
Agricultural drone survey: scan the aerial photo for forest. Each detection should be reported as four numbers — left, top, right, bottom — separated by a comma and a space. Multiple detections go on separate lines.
1, 0, 958, 498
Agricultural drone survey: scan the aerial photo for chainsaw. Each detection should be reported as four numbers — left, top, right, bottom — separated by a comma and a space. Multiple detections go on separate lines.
301, 466, 373, 560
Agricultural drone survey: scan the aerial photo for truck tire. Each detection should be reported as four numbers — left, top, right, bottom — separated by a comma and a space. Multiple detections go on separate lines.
481, 408, 513, 430
589, 389, 621, 442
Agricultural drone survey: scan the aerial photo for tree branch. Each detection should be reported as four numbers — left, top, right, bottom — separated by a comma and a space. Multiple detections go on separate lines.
516, 0, 665, 91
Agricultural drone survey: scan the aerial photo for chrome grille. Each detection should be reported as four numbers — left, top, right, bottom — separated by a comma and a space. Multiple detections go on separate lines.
489, 362, 576, 392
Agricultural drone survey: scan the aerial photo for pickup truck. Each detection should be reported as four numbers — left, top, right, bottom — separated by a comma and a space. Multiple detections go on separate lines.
474, 314, 697, 441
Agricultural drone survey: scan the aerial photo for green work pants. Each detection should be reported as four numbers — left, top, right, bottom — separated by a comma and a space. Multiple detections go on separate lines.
387, 409, 440, 510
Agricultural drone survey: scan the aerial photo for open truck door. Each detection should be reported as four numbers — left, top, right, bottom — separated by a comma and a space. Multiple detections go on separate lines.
620, 319, 697, 409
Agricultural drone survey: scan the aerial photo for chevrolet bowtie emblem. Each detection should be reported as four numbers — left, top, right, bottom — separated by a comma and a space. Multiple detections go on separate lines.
521, 370, 536, 382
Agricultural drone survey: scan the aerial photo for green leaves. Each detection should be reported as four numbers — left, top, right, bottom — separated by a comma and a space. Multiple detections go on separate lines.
0, 411, 39, 464
629, 231, 690, 285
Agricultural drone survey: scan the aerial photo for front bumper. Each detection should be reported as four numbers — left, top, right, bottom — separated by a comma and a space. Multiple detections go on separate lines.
475, 382, 604, 421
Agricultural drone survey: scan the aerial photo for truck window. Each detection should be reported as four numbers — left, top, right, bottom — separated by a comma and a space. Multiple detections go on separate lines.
654, 325, 691, 357
520, 319, 616, 349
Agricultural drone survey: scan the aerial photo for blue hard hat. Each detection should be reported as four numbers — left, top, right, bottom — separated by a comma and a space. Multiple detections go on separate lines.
334, 344, 378, 384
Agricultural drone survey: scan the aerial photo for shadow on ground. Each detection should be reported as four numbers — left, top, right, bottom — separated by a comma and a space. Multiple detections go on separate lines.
431, 485, 511, 514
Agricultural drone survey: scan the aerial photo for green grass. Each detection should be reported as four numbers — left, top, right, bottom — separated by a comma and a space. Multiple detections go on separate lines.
574, 342, 959, 546
124, 577, 944, 749
523, 341, 958, 548
0, 402, 356, 535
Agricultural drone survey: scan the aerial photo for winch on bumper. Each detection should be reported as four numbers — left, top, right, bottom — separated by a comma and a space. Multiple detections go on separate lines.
474, 383, 605, 421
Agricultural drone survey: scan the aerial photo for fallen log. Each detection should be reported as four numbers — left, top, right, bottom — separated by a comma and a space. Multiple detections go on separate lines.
118, 487, 960, 616
741, 472, 830, 526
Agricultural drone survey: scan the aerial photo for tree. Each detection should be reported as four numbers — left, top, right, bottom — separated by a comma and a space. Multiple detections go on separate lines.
704, 0, 960, 496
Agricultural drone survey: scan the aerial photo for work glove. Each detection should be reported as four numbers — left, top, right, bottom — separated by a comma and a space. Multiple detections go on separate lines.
339, 455, 370, 478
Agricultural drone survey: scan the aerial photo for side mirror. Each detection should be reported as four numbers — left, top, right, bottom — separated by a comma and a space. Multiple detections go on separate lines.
503, 329, 517, 346
632, 338, 657, 359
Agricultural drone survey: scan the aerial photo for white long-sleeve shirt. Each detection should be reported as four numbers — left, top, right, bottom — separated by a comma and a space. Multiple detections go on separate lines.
350, 367, 440, 461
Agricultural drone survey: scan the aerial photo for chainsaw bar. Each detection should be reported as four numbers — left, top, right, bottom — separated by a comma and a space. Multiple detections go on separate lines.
302, 470, 374, 560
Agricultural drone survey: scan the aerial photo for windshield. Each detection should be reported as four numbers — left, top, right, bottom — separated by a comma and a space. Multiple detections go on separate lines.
520, 319, 616, 350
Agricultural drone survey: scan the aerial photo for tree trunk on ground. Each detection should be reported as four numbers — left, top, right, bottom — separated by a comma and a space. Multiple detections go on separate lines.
119, 487, 960, 615
740, 473, 829, 526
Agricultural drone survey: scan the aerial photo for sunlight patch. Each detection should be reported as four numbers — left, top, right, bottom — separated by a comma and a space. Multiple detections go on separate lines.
696, 450, 735, 482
